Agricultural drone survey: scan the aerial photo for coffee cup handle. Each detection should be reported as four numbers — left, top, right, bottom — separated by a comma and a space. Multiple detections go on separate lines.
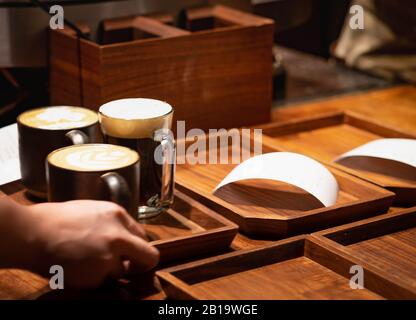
101, 172, 132, 213
65, 130, 89, 145
154, 130, 176, 208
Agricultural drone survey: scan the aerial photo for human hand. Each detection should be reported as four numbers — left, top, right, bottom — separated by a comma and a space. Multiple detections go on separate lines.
18, 200, 159, 288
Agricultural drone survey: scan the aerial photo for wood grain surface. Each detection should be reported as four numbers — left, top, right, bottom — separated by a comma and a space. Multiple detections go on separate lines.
157, 234, 415, 300
50, 5, 274, 131
1, 86, 414, 300
0, 232, 271, 301
312, 207, 416, 298
259, 111, 416, 206
272, 85, 416, 136
0, 182, 237, 265
176, 130, 394, 237
0, 181, 267, 301
0, 181, 242, 300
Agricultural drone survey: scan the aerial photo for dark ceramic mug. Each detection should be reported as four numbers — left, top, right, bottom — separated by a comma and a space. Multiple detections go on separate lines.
17, 106, 99, 198
46, 144, 140, 216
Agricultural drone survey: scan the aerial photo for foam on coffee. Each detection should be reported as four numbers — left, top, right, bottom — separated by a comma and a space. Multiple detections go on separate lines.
99, 98, 173, 139
19, 106, 98, 130
48, 144, 139, 172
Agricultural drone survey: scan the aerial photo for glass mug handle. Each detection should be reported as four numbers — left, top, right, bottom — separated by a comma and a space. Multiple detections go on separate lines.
101, 172, 132, 214
156, 130, 176, 207
137, 130, 176, 219
65, 129, 89, 145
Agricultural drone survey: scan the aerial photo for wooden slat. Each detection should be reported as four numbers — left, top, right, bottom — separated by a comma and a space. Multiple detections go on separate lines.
176, 130, 394, 238
259, 111, 416, 206
272, 86, 416, 136
312, 208, 416, 295
157, 235, 404, 300
50, 5, 274, 131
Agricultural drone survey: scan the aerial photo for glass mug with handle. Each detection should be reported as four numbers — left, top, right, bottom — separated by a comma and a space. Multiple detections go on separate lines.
98, 98, 176, 219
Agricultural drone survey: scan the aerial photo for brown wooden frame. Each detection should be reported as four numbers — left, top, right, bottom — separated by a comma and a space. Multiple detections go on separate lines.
311, 207, 416, 297
0, 182, 238, 265
157, 234, 416, 299
175, 130, 394, 238
259, 111, 416, 206
49, 5, 274, 131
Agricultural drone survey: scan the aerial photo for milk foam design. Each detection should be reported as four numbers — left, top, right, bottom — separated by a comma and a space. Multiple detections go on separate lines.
99, 98, 173, 139
100, 98, 172, 120
66, 149, 130, 170
19, 106, 98, 130
48, 144, 139, 172
36, 107, 87, 129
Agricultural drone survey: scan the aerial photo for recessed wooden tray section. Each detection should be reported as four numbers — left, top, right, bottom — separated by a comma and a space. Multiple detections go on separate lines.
175, 131, 394, 238
260, 111, 416, 206
0, 181, 238, 264
157, 235, 414, 300
312, 207, 416, 298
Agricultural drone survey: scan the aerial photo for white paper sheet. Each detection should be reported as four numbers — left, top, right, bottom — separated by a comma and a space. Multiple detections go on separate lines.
335, 139, 416, 168
214, 152, 339, 207
0, 123, 21, 185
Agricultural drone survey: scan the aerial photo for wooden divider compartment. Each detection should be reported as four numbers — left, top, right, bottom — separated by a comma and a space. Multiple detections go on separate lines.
259, 111, 416, 206
49, 5, 274, 131
157, 235, 415, 299
175, 130, 394, 238
0, 182, 238, 264
312, 207, 416, 297
100, 15, 189, 44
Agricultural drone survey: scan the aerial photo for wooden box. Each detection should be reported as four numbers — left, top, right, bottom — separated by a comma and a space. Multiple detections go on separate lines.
0, 182, 238, 264
312, 207, 416, 298
260, 111, 416, 206
156, 234, 415, 299
49, 5, 274, 131
175, 130, 394, 238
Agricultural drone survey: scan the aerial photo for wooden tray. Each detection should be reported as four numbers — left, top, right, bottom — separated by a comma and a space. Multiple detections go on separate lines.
311, 207, 416, 298
157, 235, 415, 300
260, 111, 416, 206
0, 181, 238, 264
175, 131, 394, 238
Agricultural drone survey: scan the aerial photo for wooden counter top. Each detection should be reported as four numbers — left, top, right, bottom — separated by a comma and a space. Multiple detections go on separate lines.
272, 85, 416, 135
0, 85, 414, 300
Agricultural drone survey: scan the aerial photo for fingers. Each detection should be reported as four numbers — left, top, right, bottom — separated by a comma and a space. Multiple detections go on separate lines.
118, 212, 149, 241
118, 235, 160, 273
82, 199, 149, 240
107, 258, 126, 280
98, 201, 149, 241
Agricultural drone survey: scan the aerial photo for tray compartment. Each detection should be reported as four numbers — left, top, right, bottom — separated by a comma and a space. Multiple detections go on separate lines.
176, 130, 394, 238
260, 111, 416, 206
0, 182, 238, 264
157, 235, 411, 299
312, 207, 416, 297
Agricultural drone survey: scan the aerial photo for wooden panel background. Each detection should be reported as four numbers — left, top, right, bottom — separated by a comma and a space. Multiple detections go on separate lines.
50, 5, 275, 131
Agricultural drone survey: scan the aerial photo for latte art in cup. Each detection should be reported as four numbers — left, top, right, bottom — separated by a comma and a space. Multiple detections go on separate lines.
19, 106, 98, 130
18, 106, 99, 198
48, 144, 139, 171
47, 144, 140, 215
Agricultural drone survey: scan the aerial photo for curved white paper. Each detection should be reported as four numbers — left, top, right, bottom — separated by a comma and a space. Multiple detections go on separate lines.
213, 152, 339, 207
0, 123, 21, 185
335, 139, 416, 168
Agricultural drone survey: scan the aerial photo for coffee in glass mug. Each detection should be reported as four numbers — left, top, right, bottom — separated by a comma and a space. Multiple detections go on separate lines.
18, 106, 99, 198
99, 98, 175, 219
47, 144, 140, 215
